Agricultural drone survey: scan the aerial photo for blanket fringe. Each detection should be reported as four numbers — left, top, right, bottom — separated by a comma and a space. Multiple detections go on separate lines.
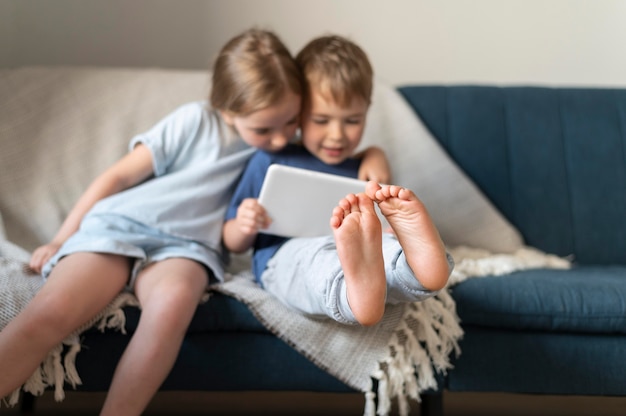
372, 290, 463, 416
1, 292, 138, 408
63, 335, 83, 390
363, 380, 377, 416
448, 245, 571, 285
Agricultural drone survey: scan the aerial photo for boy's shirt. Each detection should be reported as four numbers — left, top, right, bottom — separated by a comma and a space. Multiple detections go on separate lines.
225, 143, 361, 283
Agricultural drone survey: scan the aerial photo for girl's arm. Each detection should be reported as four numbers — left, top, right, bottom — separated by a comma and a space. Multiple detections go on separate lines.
355, 146, 391, 183
29, 144, 155, 272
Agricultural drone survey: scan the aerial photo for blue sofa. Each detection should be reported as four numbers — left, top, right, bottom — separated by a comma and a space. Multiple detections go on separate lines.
5, 68, 625, 415
398, 85, 626, 412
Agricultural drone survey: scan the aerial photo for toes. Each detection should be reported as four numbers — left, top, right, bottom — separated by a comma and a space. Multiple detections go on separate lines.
330, 209, 342, 229
336, 194, 359, 218
344, 193, 360, 214
376, 185, 415, 202
388, 185, 404, 197
357, 193, 376, 213
365, 181, 382, 199
332, 205, 345, 220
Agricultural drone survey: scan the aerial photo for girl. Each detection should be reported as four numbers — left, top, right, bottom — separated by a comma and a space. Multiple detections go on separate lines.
0, 29, 303, 416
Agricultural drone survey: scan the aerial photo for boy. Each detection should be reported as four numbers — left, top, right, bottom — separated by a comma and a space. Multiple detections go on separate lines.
223, 35, 453, 326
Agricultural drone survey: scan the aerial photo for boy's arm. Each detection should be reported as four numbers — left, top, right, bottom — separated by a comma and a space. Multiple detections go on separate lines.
354, 146, 391, 183
29, 144, 154, 272
223, 150, 274, 253
222, 198, 271, 253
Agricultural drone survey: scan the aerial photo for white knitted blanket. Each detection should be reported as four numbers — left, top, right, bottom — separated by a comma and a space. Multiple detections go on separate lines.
0, 239, 569, 414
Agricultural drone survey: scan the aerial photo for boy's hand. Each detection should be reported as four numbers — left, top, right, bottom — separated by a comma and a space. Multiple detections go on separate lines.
235, 198, 272, 236
357, 146, 391, 184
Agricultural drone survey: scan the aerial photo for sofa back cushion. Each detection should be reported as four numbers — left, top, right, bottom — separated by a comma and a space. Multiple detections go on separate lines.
399, 86, 626, 265
0, 67, 209, 251
1, 68, 526, 255
358, 82, 524, 253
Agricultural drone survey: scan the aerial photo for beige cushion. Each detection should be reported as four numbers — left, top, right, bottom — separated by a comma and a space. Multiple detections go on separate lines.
359, 80, 524, 253
0, 67, 209, 251
0, 212, 5, 239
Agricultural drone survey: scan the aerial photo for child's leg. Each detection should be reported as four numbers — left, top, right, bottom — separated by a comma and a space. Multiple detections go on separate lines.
260, 236, 358, 323
330, 192, 387, 326
0, 253, 131, 398
366, 182, 451, 292
100, 258, 207, 416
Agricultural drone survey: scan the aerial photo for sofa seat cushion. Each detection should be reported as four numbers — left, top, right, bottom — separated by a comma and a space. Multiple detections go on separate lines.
121, 292, 268, 334
451, 265, 626, 334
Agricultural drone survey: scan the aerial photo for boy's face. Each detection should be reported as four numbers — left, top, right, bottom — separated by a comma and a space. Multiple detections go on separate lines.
300, 89, 368, 165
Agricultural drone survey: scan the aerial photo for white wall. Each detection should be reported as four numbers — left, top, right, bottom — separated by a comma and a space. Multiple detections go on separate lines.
0, 1, 17, 68
4, 0, 626, 87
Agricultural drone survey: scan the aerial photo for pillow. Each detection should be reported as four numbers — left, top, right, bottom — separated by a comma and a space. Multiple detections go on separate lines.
358, 80, 524, 253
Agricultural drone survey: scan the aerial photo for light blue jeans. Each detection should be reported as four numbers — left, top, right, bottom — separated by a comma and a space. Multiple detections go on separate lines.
260, 233, 452, 324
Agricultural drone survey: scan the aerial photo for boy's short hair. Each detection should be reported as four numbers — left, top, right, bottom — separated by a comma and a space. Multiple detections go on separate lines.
296, 35, 373, 107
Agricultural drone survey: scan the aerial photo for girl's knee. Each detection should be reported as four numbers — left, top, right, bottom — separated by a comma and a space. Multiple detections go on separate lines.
141, 281, 205, 328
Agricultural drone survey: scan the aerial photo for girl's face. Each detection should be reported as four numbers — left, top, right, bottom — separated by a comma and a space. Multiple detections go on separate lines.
300, 90, 368, 165
221, 91, 301, 152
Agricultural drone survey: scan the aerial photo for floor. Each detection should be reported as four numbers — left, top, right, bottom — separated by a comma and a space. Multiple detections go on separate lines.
3, 390, 626, 415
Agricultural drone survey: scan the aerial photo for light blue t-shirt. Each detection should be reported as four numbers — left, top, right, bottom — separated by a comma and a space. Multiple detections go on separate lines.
88, 101, 255, 253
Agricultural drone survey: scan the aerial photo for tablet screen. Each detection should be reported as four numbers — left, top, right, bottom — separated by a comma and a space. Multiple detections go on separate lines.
257, 164, 387, 238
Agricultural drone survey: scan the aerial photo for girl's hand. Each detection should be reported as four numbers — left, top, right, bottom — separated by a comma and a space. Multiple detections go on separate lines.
356, 146, 391, 184
235, 198, 272, 236
29, 242, 62, 274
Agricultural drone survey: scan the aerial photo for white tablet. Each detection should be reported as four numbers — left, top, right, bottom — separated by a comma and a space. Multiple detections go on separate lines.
257, 164, 388, 238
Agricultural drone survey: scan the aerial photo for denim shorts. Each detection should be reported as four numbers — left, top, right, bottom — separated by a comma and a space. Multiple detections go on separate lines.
42, 213, 220, 290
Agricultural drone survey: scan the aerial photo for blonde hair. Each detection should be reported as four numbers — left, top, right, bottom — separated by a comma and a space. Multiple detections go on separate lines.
210, 29, 303, 115
296, 35, 373, 107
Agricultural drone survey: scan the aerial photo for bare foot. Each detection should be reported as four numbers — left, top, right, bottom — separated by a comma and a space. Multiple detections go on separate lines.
330, 193, 386, 326
366, 182, 450, 291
